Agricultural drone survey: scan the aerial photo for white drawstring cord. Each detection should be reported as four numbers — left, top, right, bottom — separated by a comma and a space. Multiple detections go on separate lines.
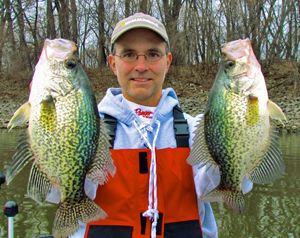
133, 120, 161, 238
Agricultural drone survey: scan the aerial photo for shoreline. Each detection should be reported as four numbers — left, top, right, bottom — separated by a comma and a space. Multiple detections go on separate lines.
1, 62, 299, 132
1, 88, 299, 133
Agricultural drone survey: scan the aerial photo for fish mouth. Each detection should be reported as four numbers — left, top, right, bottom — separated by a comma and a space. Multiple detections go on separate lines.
44, 80, 75, 97
224, 75, 253, 95
229, 72, 248, 79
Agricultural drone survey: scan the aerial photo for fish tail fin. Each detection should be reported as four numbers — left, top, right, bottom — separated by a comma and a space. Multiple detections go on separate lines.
202, 187, 245, 213
52, 195, 107, 238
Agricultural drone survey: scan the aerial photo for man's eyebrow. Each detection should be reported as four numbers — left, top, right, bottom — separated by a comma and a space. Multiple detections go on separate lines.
117, 47, 163, 54
118, 47, 135, 53
146, 47, 162, 52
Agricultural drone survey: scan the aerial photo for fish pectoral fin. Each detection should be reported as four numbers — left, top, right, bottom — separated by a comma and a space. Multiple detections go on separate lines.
88, 118, 116, 185
6, 133, 34, 184
247, 128, 285, 184
201, 186, 245, 214
53, 196, 107, 238
39, 95, 57, 130
187, 118, 218, 168
7, 102, 31, 131
41, 94, 55, 105
267, 100, 287, 125
246, 94, 259, 126
27, 163, 52, 204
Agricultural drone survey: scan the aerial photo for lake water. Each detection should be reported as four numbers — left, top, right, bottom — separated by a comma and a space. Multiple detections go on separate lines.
0, 129, 299, 238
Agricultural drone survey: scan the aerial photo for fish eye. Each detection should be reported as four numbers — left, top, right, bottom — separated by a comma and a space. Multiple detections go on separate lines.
225, 60, 235, 69
64, 59, 77, 69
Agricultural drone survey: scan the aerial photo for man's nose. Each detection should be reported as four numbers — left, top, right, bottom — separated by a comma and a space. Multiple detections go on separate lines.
134, 55, 148, 71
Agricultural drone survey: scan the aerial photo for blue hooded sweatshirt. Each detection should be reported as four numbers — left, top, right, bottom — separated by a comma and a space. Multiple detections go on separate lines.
97, 87, 219, 238
56, 87, 253, 238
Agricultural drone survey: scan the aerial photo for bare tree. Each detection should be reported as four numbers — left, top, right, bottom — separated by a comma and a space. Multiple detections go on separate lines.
77, 0, 92, 66
3, 0, 17, 72
139, 0, 148, 13
15, 0, 32, 71
96, 0, 106, 66
0, 0, 6, 72
70, 0, 77, 43
54, 0, 71, 39
267, 0, 293, 60
24, 0, 40, 64
285, 0, 298, 60
125, 0, 131, 17
242, 0, 265, 59
46, 0, 56, 39
0, 0, 299, 71
161, 0, 184, 65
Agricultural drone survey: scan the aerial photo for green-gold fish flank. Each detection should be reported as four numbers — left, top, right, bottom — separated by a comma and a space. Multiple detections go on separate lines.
6, 38, 116, 238
187, 38, 286, 213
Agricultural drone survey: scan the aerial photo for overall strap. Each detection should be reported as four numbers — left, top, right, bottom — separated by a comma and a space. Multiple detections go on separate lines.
103, 114, 117, 149
103, 105, 190, 148
173, 105, 190, 148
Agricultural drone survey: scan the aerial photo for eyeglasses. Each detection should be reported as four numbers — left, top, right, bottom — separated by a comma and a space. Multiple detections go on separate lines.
114, 52, 166, 62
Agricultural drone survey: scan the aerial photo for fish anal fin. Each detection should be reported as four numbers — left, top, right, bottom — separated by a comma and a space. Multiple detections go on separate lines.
88, 118, 116, 185
267, 100, 287, 125
201, 186, 245, 213
247, 128, 285, 184
7, 102, 31, 131
6, 133, 34, 184
27, 163, 52, 204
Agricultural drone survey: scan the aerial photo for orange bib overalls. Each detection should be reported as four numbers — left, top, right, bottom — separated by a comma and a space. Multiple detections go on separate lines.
84, 147, 202, 238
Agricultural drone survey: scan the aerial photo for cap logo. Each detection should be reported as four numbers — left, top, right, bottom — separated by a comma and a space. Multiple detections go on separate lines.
124, 18, 159, 28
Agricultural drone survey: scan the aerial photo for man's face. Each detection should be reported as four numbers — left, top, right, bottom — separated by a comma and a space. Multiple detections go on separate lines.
109, 28, 172, 106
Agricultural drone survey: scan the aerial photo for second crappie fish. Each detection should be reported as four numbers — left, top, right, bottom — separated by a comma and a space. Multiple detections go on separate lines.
6, 39, 116, 237
187, 38, 286, 213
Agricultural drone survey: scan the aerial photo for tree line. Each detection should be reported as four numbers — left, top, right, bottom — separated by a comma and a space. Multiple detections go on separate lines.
0, 0, 299, 73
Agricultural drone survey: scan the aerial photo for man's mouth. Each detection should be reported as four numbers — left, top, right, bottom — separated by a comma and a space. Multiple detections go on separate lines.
131, 78, 150, 82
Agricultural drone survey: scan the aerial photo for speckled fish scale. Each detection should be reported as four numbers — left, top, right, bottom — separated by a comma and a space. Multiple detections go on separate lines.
6, 38, 116, 238
187, 38, 286, 213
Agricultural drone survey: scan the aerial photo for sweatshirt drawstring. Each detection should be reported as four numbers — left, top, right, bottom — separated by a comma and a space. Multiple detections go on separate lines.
133, 120, 161, 238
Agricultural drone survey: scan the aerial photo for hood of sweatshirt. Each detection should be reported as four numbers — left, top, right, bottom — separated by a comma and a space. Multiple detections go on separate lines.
97, 87, 181, 149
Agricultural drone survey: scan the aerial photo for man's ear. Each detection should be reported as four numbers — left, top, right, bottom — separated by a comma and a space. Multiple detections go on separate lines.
165, 52, 172, 74
109, 54, 117, 76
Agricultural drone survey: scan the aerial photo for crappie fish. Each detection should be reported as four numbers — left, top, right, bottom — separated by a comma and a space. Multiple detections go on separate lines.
6, 38, 116, 237
187, 38, 286, 213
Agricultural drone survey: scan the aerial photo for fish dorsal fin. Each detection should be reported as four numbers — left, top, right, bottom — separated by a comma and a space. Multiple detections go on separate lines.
7, 102, 31, 131
247, 128, 285, 184
6, 133, 34, 184
267, 100, 287, 125
187, 116, 218, 171
27, 163, 52, 204
88, 117, 116, 185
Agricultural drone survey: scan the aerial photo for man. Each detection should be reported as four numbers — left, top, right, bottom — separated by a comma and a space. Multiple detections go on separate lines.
75, 12, 221, 238
67, 12, 250, 238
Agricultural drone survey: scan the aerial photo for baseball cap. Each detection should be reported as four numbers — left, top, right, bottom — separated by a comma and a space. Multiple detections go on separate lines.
111, 12, 169, 52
